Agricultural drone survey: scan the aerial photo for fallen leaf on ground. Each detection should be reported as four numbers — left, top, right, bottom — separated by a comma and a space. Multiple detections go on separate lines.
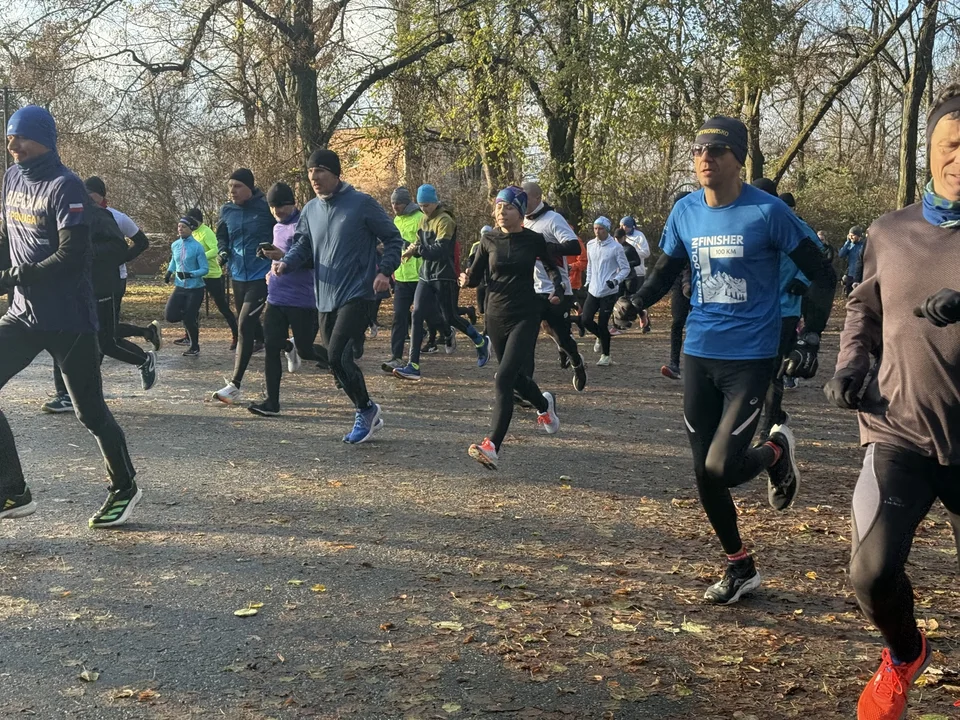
79, 670, 99, 682
234, 608, 258, 617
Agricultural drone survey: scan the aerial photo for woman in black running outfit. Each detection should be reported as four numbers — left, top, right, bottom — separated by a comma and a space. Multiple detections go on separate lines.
460, 186, 563, 469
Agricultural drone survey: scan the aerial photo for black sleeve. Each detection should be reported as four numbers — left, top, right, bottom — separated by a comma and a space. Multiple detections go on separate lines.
538, 236, 564, 297
0, 222, 10, 273
464, 239, 489, 289
16, 224, 91, 286
789, 238, 834, 290
556, 238, 582, 256
125, 229, 150, 263
630, 253, 687, 310
216, 220, 230, 255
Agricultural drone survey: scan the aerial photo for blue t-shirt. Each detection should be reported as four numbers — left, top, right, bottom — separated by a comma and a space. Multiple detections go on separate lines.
660, 185, 809, 359
2, 160, 97, 333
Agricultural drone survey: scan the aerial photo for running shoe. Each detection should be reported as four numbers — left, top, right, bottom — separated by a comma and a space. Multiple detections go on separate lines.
421, 342, 439, 354
213, 382, 241, 404
229, 337, 238, 352
594, 339, 601, 353
41, 394, 73, 414
445, 328, 457, 354
381, 357, 403, 373
703, 556, 761, 605
89, 482, 142, 528
783, 376, 799, 390
468, 438, 498, 470
0, 487, 37, 519
559, 351, 571, 369
145, 321, 163, 351
572, 360, 587, 392
393, 362, 421, 381
182, 347, 200, 357
767, 424, 800, 511
252, 340, 265, 354
139, 351, 158, 391
343, 404, 383, 444
608, 326, 623, 337
368, 323, 379, 338
248, 401, 280, 417
857, 633, 931, 720
640, 312, 651, 334
174, 335, 191, 346
537, 391, 560, 434
661, 364, 682, 380
597, 354, 611, 366
476, 336, 491, 368
286, 340, 301, 373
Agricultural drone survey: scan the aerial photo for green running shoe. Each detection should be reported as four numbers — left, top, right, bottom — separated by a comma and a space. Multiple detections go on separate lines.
89, 482, 142, 528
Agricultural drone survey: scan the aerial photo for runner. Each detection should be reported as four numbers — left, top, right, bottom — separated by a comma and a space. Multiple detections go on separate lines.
382, 187, 423, 372
583, 217, 629, 367
274, 149, 402, 443
661, 192, 691, 380
521, 181, 587, 392
393, 184, 490, 381
461, 186, 562, 469
0, 105, 141, 527
243, 183, 328, 416
613, 116, 832, 604
619, 216, 651, 332
164, 215, 209, 356
825, 86, 960, 720
216, 168, 274, 360
179, 207, 238, 349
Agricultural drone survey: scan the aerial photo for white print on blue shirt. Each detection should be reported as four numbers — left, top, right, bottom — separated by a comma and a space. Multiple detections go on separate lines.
691, 234, 746, 304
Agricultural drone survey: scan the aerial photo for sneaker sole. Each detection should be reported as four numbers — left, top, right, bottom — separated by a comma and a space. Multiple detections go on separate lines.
344, 417, 384, 444
0, 501, 37, 519
248, 406, 280, 417
213, 392, 239, 405
89, 487, 142, 528
149, 321, 163, 351
468, 445, 498, 470
769, 424, 801, 511
142, 353, 159, 391
660, 366, 681, 380
572, 366, 587, 393
541, 392, 560, 434
41, 405, 73, 414
477, 337, 490, 367
704, 571, 762, 605
392, 371, 421, 381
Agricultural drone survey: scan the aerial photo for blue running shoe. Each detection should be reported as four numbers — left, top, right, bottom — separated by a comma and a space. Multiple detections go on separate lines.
343, 404, 383, 444
393, 362, 421, 381
476, 336, 491, 368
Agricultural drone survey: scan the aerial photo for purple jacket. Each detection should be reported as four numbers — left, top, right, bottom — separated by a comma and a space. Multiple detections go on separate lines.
267, 210, 315, 309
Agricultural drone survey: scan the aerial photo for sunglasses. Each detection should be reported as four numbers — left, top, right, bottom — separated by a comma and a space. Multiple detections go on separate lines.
691, 143, 731, 158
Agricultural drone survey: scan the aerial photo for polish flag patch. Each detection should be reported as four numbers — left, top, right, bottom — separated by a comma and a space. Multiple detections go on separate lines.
68, 203, 84, 213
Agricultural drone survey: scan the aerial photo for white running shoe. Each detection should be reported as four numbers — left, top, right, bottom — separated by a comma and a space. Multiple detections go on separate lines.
213, 382, 241, 404
597, 354, 611, 366
537, 391, 560, 434
594, 339, 601, 353
286, 339, 301, 373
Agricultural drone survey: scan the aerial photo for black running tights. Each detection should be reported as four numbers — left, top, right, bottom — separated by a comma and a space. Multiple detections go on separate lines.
263, 303, 324, 407
487, 312, 548, 450
319, 299, 372, 410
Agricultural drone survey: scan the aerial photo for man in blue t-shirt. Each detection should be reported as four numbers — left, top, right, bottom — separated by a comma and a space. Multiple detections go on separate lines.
0, 106, 141, 528
613, 117, 832, 605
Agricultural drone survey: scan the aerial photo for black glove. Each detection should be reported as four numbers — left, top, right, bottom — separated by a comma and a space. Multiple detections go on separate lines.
606, 279, 616, 289
612, 296, 640, 329
914, 288, 960, 327
217, 251, 230, 268
823, 367, 866, 410
785, 278, 808, 296
783, 332, 819, 378
176, 271, 188, 280
164, 272, 173, 284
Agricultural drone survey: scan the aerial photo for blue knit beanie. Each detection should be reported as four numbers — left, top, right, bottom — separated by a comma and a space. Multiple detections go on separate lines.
417, 184, 439, 204
6, 105, 57, 150
620, 216, 636, 228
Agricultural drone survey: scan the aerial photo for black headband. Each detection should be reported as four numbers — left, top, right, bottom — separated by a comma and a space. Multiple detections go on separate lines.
926, 96, 960, 148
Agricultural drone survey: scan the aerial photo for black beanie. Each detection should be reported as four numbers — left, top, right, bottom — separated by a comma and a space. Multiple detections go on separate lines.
751, 178, 778, 196
307, 148, 342, 176
695, 117, 748, 166
179, 215, 200, 231
186, 207, 203, 225
85, 176, 107, 197
267, 182, 296, 207
779, 192, 796, 208
229, 168, 255, 192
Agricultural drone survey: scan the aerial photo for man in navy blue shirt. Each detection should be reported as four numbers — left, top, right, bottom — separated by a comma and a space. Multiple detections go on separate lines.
614, 117, 831, 605
0, 106, 140, 528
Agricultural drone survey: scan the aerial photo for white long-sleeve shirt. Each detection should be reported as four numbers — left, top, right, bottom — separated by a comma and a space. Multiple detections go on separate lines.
525, 202, 577, 295
624, 229, 650, 276
586, 236, 630, 297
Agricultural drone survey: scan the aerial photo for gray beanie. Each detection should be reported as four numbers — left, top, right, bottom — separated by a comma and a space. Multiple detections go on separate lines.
391, 187, 412, 205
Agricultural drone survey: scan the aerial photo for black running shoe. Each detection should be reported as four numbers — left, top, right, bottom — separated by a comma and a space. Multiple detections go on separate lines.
703, 556, 761, 605
144, 321, 163, 351
767, 424, 800, 511
421, 342, 439, 354
173, 335, 191, 346
89, 483, 142, 528
0, 487, 37, 519
248, 401, 280, 417
559, 351, 571, 369
139, 351, 158, 391
182, 347, 200, 357
572, 360, 587, 392
41, 394, 73, 414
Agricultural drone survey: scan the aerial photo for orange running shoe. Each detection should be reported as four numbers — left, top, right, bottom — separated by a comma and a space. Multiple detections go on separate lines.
857, 633, 931, 720
468, 439, 498, 470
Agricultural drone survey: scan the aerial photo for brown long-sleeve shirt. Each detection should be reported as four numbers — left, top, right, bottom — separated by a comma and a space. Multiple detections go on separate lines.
836, 203, 960, 465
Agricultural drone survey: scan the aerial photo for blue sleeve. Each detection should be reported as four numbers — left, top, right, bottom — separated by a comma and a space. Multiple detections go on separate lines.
281, 212, 313, 271
167, 249, 175, 274
195, 244, 209, 277
839, 240, 852, 258
765, 204, 806, 254
659, 210, 688, 259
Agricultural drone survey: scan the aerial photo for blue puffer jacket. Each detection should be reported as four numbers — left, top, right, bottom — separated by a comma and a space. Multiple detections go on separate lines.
216, 189, 275, 282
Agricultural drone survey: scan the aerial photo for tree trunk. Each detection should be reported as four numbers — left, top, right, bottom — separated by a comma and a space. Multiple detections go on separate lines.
289, 0, 320, 162
897, 0, 938, 208
546, 112, 583, 229
865, 3, 882, 166
743, 84, 765, 180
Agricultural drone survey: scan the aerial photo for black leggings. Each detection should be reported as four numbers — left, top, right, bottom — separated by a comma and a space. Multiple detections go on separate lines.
487, 311, 548, 450
683, 354, 778, 555
391, 281, 418, 359
521, 295, 582, 379
263, 303, 325, 407
319, 299, 372, 410
205, 277, 239, 337
113, 280, 148, 340
0, 319, 136, 494
669, 280, 691, 368
410, 280, 482, 365
476, 284, 487, 315
850, 443, 960, 663
231, 279, 268, 387
165, 287, 204, 350
582, 293, 616, 355
760, 316, 799, 437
